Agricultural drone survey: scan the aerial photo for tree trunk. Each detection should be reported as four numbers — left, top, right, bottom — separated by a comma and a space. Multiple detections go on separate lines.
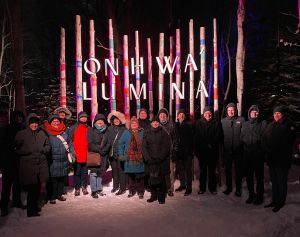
8, 0, 25, 114
236, 0, 245, 116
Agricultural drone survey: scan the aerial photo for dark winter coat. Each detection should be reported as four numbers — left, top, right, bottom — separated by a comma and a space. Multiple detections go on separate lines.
142, 126, 171, 176
194, 118, 222, 159
102, 124, 126, 160
138, 119, 151, 131
161, 121, 179, 162
262, 117, 296, 168
88, 124, 109, 175
118, 129, 145, 173
47, 131, 73, 177
240, 106, 267, 159
14, 114, 51, 185
221, 105, 245, 154
175, 120, 194, 158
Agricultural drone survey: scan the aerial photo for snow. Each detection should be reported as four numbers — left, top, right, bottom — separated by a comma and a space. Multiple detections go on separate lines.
1, 164, 300, 237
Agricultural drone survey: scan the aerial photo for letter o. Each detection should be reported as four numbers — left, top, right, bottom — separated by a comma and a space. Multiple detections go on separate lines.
84, 58, 101, 75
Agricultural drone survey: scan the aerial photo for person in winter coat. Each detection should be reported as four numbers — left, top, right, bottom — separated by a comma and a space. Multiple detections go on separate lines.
240, 105, 267, 205
142, 116, 171, 204
54, 107, 72, 128
102, 111, 126, 195
138, 108, 151, 131
43, 114, 74, 204
88, 114, 109, 198
118, 116, 145, 198
262, 106, 296, 212
69, 111, 93, 196
158, 108, 179, 197
14, 113, 51, 217
174, 109, 194, 196
1, 111, 25, 216
194, 106, 222, 195
221, 103, 245, 197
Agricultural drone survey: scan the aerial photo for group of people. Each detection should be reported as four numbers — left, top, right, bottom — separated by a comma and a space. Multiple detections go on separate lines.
0, 102, 296, 217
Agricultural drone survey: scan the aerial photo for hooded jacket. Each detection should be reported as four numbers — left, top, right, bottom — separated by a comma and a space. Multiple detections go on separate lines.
221, 103, 245, 153
14, 113, 51, 185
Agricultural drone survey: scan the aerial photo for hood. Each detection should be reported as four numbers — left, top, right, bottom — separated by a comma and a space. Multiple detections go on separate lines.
26, 113, 40, 127
93, 113, 106, 126
107, 111, 126, 124
54, 107, 72, 120
248, 105, 260, 120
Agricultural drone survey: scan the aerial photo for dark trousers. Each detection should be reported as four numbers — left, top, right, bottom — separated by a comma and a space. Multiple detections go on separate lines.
269, 167, 289, 207
198, 156, 218, 192
245, 156, 264, 197
177, 156, 193, 190
1, 164, 22, 209
25, 182, 41, 216
110, 159, 126, 191
150, 177, 167, 202
50, 177, 65, 200
127, 173, 145, 194
224, 151, 243, 191
74, 163, 88, 190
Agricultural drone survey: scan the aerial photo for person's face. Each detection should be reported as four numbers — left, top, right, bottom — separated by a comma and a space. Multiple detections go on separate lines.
95, 119, 105, 126
130, 121, 139, 130
15, 115, 24, 124
79, 116, 87, 123
177, 113, 185, 123
139, 111, 147, 120
151, 121, 160, 128
250, 111, 259, 119
274, 112, 283, 122
227, 107, 235, 117
159, 113, 168, 123
29, 122, 39, 131
113, 118, 121, 126
58, 112, 66, 119
204, 111, 212, 121
51, 118, 61, 128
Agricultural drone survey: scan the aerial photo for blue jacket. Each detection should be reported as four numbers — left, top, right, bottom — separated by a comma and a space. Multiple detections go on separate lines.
118, 129, 144, 173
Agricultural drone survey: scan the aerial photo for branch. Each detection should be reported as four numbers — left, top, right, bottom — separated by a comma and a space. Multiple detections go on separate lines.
96, 37, 122, 56
279, 12, 299, 20
0, 79, 12, 89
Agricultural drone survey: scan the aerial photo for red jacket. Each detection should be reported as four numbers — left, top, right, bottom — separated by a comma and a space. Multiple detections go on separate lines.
73, 123, 88, 163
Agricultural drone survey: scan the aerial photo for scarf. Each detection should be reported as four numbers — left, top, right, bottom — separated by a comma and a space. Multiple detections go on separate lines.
94, 123, 107, 133
127, 130, 143, 162
44, 121, 66, 135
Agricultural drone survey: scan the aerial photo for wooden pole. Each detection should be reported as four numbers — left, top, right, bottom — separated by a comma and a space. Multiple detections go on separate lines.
158, 33, 164, 110
175, 29, 181, 118
169, 36, 174, 119
135, 31, 141, 116
75, 15, 83, 115
60, 27, 67, 108
147, 38, 154, 120
89, 20, 98, 122
200, 27, 206, 114
123, 35, 130, 120
189, 20, 195, 122
213, 18, 219, 114
109, 19, 116, 111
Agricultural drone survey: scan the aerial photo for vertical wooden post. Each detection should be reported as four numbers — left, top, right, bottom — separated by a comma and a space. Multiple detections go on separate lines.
135, 31, 141, 117
75, 15, 83, 115
213, 18, 219, 114
189, 20, 195, 122
200, 27, 206, 115
109, 19, 116, 111
89, 20, 98, 123
60, 27, 67, 108
175, 29, 181, 118
169, 36, 174, 119
158, 33, 164, 110
123, 35, 130, 120
147, 38, 154, 120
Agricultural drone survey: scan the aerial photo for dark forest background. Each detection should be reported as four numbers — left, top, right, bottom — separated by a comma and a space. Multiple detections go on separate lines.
0, 0, 299, 122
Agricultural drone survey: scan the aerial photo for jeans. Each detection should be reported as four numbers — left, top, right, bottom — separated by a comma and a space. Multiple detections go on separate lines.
74, 163, 88, 190
90, 170, 103, 192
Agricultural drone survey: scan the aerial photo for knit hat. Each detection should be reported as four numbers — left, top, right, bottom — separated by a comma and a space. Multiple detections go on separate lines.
151, 116, 160, 123
47, 114, 61, 124
203, 106, 213, 114
273, 105, 287, 115
93, 113, 106, 125
139, 108, 148, 114
78, 111, 88, 120
28, 113, 40, 125
158, 108, 169, 117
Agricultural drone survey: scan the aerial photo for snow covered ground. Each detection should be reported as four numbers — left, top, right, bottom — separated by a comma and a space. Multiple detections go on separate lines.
1, 164, 300, 237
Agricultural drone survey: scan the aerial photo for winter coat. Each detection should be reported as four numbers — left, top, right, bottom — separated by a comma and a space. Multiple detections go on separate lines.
262, 117, 296, 168
240, 106, 267, 159
142, 126, 171, 176
118, 129, 145, 173
47, 130, 73, 177
175, 120, 194, 158
14, 114, 51, 185
88, 125, 109, 175
102, 124, 126, 160
161, 121, 179, 162
194, 118, 222, 159
138, 119, 151, 131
